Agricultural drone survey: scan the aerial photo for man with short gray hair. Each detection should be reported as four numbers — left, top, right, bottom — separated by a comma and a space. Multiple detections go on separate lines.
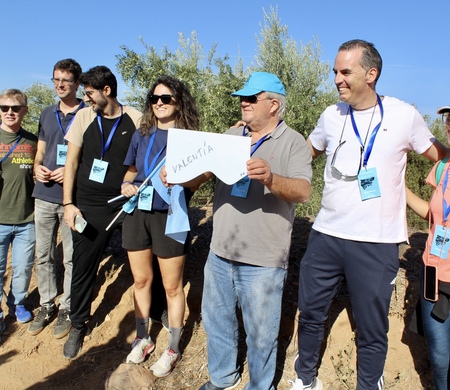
196, 72, 312, 390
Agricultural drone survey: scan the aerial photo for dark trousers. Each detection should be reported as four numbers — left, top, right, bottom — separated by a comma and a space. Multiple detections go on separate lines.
69, 200, 167, 329
69, 201, 123, 329
295, 229, 399, 390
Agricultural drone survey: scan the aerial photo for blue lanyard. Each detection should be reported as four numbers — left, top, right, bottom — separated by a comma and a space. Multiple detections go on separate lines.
349, 95, 384, 168
0, 129, 22, 164
54, 101, 85, 141
243, 120, 283, 156
442, 168, 450, 223
96, 105, 122, 159
144, 130, 166, 178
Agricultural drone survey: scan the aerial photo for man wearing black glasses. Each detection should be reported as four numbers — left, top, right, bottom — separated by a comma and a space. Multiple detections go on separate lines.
290, 40, 449, 390
0, 89, 37, 340
61, 66, 142, 359
189, 72, 312, 390
29, 59, 84, 340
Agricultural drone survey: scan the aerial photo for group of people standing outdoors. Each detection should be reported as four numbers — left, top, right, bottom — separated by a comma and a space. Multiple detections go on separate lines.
0, 38, 449, 390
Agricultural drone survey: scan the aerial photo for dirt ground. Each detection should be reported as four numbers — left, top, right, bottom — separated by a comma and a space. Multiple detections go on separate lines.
0, 206, 435, 389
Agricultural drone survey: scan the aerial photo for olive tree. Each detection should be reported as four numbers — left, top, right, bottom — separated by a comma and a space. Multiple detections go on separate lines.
23, 83, 56, 135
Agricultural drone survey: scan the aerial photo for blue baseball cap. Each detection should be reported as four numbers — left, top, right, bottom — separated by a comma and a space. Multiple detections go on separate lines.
232, 72, 286, 97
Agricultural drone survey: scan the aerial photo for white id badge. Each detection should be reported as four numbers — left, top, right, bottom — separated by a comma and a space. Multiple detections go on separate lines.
358, 167, 381, 201
89, 159, 109, 183
430, 224, 450, 260
231, 176, 251, 198
56, 144, 68, 165
138, 185, 154, 210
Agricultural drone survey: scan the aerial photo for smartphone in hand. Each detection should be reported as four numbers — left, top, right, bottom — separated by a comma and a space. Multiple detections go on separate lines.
74, 214, 87, 233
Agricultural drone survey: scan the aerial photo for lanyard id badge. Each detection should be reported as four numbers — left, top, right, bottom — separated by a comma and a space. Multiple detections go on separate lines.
56, 144, 68, 165
358, 167, 381, 201
430, 224, 450, 260
231, 176, 251, 198
231, 127, 276, 198
138, 185, 154, 210
89, 158, 109, 183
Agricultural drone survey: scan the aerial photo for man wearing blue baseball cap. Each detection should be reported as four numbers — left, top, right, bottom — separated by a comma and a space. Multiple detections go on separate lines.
196, 72, 312, 389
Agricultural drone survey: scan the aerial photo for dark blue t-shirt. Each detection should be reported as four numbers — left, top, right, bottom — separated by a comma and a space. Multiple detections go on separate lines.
32, 101, 84, 203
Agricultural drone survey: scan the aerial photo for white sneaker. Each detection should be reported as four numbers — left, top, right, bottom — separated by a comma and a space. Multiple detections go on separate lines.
288, 377, 323, 390
150, 347, 181, 377
126, 337, 155, 364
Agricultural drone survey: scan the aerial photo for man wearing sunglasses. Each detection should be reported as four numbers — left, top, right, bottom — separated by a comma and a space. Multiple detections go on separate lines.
28, 59, 84, 340
189, 72, 312, 390
0, 89, 37, 339
290, 40, 450, 390
61, 66, 142, 359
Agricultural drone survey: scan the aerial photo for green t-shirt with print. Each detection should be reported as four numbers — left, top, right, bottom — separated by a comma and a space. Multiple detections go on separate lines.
0, 127, 37, 224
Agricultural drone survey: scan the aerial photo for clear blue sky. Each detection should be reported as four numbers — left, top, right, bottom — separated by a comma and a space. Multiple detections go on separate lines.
1, 0, 448, 119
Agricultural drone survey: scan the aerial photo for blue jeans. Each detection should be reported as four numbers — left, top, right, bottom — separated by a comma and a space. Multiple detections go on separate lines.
202, 250, 287, 390
35, 199, 73, 310
0, 222, 35, 319
421, 278, 450, 390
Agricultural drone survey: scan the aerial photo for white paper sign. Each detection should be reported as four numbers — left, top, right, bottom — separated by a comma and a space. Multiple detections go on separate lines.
166, 128, 251, 185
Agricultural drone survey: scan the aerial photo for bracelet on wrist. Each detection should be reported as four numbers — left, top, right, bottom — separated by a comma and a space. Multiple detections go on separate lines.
121, 180, 132, 187
63, 202, 73, 207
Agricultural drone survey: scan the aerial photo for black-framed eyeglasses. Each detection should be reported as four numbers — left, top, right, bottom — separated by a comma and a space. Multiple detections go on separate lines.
0, 105, 25, 113
51, 78, 74, 85
239, 95, 272, 104
82, 90, 97, 99
330, 140, 362, 182
149, 94, 173, 105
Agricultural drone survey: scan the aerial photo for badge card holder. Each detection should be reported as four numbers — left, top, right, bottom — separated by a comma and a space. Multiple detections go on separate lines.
430, 225, 450, 260
89, 159, 109, 183
231, 176, 251, 198
138, 185, 154, 210
358, 167, 381, 201
57, 144, 68, 165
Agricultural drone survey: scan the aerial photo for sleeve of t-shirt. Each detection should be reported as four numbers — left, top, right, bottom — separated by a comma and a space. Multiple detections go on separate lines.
308, 110, 327, 152
286, 131, 312, 182
409, 107, 434, 155
123, 131, 139, 166
37, 111, 46, 141
64, 107, 92, 148
123, 106, 142, 130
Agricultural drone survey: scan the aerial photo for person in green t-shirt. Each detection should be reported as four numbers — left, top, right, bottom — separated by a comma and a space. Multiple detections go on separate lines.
0, 89, 37, 341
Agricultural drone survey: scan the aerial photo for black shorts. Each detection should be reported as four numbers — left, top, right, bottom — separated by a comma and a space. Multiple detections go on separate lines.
122, 209, 188, 257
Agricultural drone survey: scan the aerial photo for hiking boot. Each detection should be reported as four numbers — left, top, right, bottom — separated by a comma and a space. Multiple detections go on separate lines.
53, 309, 72, 339
126, 337, 155, 364
288, 377, 323, 390
15, 305, 33, 324
151, 309, 169, 331
28, 306, 56, 335
199, 377, 242, 390
63, 326, 86, 359
150, 347, 181, 377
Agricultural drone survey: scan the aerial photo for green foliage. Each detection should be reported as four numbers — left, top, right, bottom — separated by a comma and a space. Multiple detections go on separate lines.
254, 6, 338, 139
22, 83, 56, 135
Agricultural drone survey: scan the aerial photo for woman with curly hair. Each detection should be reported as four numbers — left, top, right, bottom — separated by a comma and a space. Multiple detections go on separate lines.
121, 76, 199, 376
